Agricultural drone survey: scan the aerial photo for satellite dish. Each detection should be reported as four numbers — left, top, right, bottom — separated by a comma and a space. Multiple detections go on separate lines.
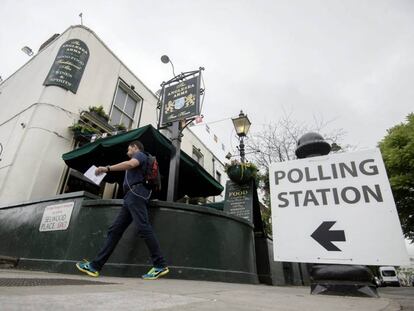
161, 55, 170, 64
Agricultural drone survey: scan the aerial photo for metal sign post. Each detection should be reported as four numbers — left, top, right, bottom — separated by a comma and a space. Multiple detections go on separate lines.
159, 68, 204, 202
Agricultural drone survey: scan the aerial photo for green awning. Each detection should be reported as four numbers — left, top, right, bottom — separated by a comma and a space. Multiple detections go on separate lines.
62, 124, 223, 199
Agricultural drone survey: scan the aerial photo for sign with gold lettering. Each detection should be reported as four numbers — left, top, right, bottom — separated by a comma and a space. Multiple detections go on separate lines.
160, 76, 200, 125
223, 180, 254, 222
43, 39, 89, 94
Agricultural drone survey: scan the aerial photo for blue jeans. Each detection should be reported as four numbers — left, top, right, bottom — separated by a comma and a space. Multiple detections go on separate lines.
91, 185, 166, 271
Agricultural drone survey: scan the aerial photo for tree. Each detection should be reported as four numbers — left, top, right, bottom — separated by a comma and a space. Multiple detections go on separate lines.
245, 114, 348, 236
379, 113, 414, 242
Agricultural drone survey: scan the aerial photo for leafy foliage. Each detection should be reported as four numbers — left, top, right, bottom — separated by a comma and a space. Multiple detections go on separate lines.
88, 105, 110, 121
379, 113, 414, 242
246, 114, 348, 236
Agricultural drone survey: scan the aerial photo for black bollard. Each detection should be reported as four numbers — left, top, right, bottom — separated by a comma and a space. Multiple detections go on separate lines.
295, 132, 378, 298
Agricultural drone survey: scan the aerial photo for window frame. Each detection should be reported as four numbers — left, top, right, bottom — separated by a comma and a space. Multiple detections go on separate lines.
216, 171, 222, 184
192, 146, 204, 167
109, 79, 143, 130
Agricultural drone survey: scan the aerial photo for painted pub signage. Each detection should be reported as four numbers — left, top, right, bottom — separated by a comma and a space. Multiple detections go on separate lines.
223, 180, 254, 223
44, 39, 89, 94
160, 75, 200, 125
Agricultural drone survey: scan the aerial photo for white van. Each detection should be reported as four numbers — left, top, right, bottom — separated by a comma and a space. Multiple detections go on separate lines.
379, 266, 400, 287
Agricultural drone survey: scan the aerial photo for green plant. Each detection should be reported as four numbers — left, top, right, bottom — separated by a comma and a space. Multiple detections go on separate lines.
379, 113, 414, 241
114, 123, 127, 131
224, 159, 258, 173
225, 160, 258, 184
88, 105, 109, 121
68, 122, 99, 135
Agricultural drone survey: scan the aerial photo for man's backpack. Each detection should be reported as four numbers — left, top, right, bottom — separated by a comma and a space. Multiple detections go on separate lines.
144, 152, 161, 191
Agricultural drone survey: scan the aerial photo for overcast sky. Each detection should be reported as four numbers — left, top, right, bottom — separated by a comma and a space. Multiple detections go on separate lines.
1, 0, 413, 254
1, 0, 413, 152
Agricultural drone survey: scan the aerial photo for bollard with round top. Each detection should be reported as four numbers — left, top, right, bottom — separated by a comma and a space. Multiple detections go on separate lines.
295, 132, 378, 298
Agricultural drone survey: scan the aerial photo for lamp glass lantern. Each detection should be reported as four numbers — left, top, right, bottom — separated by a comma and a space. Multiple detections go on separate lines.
232, 111, 251, 137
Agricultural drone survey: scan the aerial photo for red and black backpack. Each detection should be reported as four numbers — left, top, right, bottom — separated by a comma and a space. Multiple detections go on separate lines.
144, 152, 161, 191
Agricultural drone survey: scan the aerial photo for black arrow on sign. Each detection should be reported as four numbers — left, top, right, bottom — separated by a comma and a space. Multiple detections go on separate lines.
311, 221, 346, 251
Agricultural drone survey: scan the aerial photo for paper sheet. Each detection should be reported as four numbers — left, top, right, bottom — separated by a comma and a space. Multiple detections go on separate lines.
84, 165, 106, 185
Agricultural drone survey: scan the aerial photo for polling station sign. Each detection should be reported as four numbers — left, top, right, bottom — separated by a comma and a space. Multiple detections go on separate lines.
269, 149, 409, 266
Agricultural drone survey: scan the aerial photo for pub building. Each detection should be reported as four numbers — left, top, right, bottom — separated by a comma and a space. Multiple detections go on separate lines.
0, 25, 305, 286
0, 24, 227, 205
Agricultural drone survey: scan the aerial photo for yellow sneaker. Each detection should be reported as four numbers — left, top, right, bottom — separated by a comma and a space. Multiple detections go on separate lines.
76, 260, 99, 277
142, 267, 169, 280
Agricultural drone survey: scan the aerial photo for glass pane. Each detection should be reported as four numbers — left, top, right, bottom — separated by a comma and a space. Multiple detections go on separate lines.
110, 107, 122, 126
382, 271, 396, 277
114, 87, 127, 109
124, 95, 137, 117
121, 115, 133, 129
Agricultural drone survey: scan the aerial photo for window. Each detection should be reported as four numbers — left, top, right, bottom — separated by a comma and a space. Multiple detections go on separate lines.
206, 125, 210, 133
216, 171, 222, 184
214, 135, 218, 142
381, 270, 396, 277
192, 146, 204, 166
110, 80, 142, 130
221, 143, 225, 151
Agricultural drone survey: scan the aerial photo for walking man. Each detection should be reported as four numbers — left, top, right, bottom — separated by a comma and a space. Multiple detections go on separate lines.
76, 140, 169, 280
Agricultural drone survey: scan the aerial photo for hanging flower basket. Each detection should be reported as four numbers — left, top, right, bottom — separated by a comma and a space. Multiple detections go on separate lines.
225, 161, 258, 185
69, 123, 99, 142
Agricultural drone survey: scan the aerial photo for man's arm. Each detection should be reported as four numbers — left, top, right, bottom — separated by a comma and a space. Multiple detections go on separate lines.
95, 158, 139, 175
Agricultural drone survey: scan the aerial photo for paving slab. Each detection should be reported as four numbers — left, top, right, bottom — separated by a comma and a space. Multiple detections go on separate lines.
0, 269, 400, 311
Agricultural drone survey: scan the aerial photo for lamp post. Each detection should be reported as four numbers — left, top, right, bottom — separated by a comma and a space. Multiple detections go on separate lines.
160, 54, 204, 201
161, 55, 176, 77
161, 55, 181, 202
231, 110, 251, 163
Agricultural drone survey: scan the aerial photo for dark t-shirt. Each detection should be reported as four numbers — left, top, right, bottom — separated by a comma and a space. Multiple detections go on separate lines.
123, 151, 147, 192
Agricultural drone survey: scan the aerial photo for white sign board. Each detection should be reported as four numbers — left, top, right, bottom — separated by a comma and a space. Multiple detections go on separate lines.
39, 202, 74, 232
84, 165, 106, 185
269, 149, 409, 266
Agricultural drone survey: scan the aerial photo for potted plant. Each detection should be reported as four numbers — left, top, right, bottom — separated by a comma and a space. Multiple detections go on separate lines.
225, 159, 258, 185
88, 105, 110, 122
114, 123, 127, 132
68, 122, 100, 141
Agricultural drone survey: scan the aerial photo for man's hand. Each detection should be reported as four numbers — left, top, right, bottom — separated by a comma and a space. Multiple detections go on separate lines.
94, 159, 138, 176
95, 166, 108, 176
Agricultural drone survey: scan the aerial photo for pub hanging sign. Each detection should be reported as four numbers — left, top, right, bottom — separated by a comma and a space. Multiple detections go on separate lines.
43, 39, 89, 94
160, 75, 201, 126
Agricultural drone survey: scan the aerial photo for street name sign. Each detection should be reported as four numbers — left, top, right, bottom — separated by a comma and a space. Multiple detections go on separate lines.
39, 202, 74, 232
269, 149, 409, 265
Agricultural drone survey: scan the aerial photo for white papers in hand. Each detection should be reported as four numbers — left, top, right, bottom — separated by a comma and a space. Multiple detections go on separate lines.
84, 165, 106, 185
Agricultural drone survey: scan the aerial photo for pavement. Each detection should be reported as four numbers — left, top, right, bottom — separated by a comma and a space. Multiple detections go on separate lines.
378, 287, 414, 311
0, 269, 402, 311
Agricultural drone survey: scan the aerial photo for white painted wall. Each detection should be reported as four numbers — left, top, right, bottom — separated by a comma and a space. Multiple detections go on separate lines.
181, 127, 227, 202
0, 25, 159, 204
0, 25, 225, 205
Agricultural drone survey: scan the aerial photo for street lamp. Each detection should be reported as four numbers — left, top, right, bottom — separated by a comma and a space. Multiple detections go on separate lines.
161, 54, 176, 77
232, 110, 251, 163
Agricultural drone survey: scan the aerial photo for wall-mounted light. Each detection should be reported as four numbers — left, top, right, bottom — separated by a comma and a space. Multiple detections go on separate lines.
21, 46, 34, 57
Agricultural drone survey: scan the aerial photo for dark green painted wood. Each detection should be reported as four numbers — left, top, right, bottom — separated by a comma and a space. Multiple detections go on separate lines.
0, 192, 258, 284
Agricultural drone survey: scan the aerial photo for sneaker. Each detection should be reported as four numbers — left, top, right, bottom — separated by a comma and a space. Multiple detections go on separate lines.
142, 267, 169, 280
76, 260, 99, 277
